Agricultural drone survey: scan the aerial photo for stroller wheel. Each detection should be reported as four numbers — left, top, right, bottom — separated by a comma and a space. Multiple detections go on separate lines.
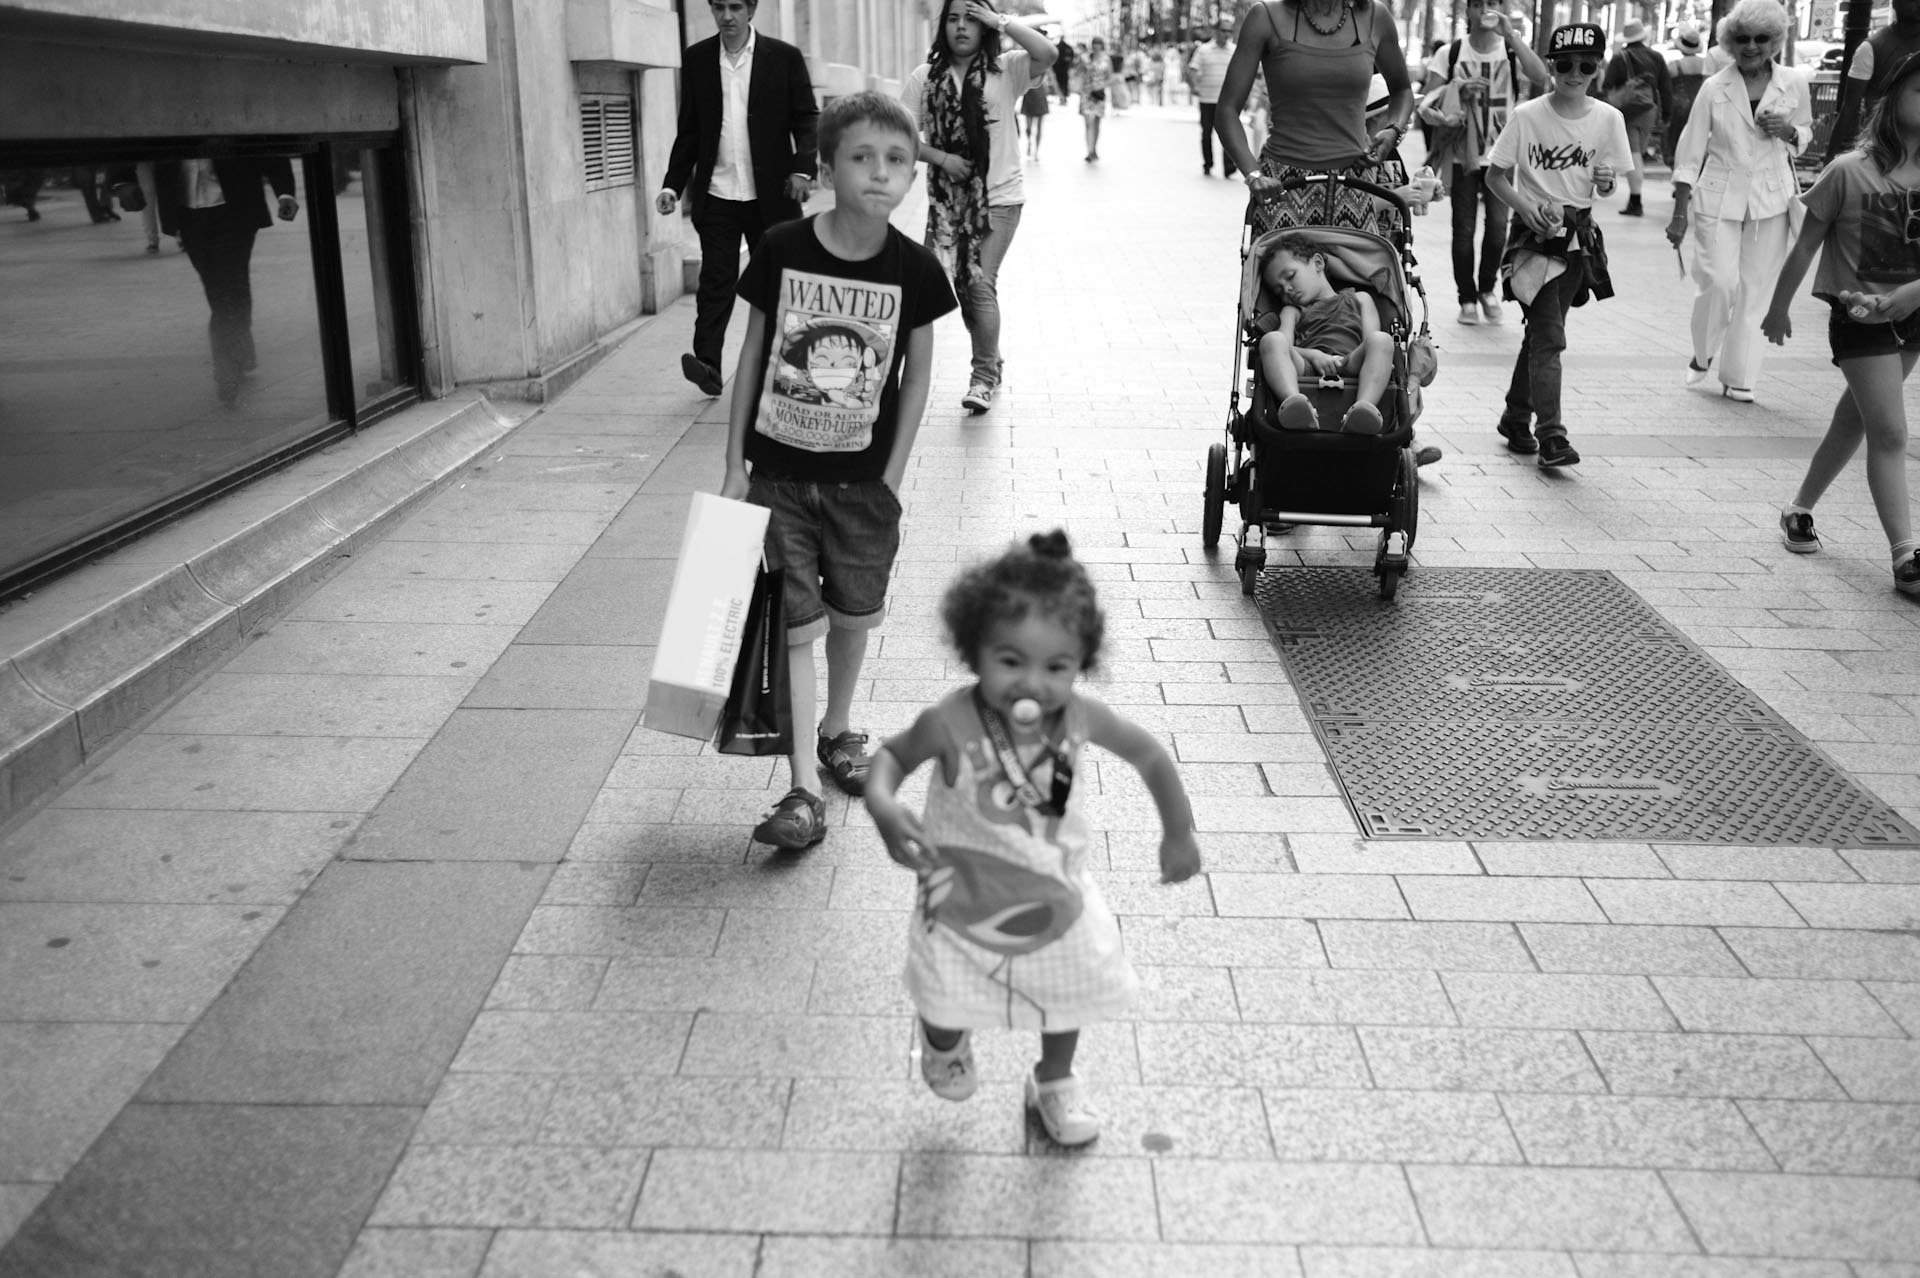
1235, 542, 1265, 597
1379, 565, 1403, 601
1202, 442, 1227, 549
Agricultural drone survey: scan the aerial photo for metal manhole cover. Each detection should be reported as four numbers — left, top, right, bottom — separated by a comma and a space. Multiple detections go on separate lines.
1255, 568, 1920, 846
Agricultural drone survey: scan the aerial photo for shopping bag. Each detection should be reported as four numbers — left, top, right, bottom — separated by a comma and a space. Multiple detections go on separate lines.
643, 492, 771, 740
717, 565, 792, 756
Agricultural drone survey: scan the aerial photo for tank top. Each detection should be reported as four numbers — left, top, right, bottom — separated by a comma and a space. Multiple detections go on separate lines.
1260, 0, 1381, 167
1294, 289, 1366, 357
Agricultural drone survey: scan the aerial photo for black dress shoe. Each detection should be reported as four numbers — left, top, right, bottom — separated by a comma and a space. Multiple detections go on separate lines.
680, 353, 724, 397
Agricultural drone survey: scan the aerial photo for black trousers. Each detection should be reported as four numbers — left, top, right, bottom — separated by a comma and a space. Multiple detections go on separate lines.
692, 195, 786, 371
178, 207, 260, 394
1198, 102, 1236, 176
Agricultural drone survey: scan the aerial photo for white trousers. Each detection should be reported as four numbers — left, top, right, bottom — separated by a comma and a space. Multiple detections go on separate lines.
1689, 212, 1791, 393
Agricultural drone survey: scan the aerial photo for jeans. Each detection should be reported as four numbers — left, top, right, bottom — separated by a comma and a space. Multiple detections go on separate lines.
1449, 168, 1509, 306
1502, 264, 1582, 439
1197, 102, 1236, 174
178, 208, 260, 395
692, 195, 776, 370
961, 204, 1023, 389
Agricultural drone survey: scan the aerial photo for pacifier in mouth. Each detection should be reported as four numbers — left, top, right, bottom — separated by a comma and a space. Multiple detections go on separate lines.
1010, 698, 1042, 726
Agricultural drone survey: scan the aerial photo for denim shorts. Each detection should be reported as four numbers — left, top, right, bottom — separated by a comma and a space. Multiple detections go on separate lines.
1828, 303, 1920, 365
747, 475, 902, 643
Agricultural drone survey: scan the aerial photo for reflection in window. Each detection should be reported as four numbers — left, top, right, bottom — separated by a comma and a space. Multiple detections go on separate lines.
0, 152, 328, 585
340, 147, 409, 409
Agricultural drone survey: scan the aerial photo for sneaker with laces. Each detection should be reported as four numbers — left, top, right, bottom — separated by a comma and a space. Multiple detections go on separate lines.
1456, 303, 1479, 326
961, 383, 993, 414
1780, 510, 1820, 554
1537, 434, 1580, 468
1025, 1069, 1100, 1146
1479, 292, 1504, 323
751, 787, 826, 850
816, 729, 871, 796
1896, 553, 1920, 597
919, 1023, 977, 1101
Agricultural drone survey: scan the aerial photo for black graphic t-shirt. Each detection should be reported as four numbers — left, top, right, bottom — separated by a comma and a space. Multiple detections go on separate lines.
737, 217, 958, 482
1801, 152, 1920, 305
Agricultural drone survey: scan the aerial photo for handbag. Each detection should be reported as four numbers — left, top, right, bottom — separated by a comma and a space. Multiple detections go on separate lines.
716, 564, 792, 756
1607, 74, 1656, 115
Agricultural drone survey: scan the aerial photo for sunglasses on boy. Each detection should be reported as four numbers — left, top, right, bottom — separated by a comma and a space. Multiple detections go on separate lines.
1551, 56, 1598, 74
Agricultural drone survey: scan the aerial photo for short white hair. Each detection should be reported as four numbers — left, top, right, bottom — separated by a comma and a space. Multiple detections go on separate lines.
1718, 0, 1789, 52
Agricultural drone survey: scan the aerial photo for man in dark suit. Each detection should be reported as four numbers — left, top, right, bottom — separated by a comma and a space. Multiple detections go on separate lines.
657, 0, 818, 396
155, 156, 299, 405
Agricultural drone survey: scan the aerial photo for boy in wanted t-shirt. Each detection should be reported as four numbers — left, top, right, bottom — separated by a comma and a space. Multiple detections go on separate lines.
1484, 22, 1632, 469
720, 91, 959, 850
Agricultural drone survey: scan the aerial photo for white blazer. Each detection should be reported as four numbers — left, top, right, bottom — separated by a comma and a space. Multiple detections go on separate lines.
1672, 62, 1812, 221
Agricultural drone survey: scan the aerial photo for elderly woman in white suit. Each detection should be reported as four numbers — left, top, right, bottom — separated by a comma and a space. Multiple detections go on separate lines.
1665, 0, 1810, 403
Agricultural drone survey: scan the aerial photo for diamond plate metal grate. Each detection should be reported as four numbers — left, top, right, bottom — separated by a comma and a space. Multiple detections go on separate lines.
1255, 568, 1920, 846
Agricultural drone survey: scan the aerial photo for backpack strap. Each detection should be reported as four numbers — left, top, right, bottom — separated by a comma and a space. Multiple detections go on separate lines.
1446, 35, 1520, 94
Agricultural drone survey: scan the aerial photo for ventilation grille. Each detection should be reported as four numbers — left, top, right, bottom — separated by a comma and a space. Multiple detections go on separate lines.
581, 93, 636, 191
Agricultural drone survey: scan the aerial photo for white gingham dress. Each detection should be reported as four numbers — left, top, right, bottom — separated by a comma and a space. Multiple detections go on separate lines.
903, 690, 1137, 1031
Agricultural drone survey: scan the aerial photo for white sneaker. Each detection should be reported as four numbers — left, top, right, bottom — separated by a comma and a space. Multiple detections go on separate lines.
1479, 292, 1504, 324
961, 383, 993, 414
1025, 1069, 1100, 1145
1683, 360, 1711, 389
1456, 303, 1479, 326
919, 1024, 977, 1101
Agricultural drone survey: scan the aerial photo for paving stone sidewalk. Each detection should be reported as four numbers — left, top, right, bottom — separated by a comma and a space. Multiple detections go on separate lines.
2, 103, 1918, 1277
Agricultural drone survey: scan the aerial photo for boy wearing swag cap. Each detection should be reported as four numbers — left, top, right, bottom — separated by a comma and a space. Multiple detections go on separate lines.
1484, 23, 1633, 468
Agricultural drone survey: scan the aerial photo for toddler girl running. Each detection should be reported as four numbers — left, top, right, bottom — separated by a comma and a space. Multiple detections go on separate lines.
1762, 49, 1920, 598
863, 531, 1202, 1146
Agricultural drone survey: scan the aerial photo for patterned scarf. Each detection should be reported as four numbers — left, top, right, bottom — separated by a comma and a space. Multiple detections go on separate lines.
924, 55, 995, 291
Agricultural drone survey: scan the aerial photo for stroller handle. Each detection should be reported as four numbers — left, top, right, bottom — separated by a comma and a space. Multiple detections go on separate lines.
1257, 171, 1412, 219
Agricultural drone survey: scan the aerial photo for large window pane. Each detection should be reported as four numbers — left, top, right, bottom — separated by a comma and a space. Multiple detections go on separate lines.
0, 151, 328, 585
340, 146, 409, 409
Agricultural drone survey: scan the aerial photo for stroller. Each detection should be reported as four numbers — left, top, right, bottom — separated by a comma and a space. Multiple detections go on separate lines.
1201, 173, 1433, 600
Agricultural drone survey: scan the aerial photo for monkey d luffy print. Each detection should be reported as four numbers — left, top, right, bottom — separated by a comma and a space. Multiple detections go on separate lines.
756, 270, 900, 452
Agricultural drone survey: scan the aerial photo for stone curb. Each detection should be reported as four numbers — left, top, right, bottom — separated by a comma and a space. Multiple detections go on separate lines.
0, 391, 529, 826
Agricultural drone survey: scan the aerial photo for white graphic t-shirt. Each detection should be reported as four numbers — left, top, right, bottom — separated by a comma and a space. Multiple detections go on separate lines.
1488, 94, 1632, 211
736, 217, 958, 480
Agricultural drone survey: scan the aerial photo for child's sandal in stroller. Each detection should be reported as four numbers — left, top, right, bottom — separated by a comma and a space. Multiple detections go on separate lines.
1342, 402, 1385, 435
1276, 393, 1319, 432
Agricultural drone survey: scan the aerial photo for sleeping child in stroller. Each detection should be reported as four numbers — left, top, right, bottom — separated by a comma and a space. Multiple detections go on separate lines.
1254, 232, 1396, 436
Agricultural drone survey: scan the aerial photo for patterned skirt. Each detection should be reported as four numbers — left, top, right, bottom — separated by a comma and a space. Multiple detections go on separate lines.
1251, 153, 1410, 238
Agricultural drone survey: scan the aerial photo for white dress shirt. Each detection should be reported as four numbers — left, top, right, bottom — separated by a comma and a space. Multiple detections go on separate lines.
708, 27, 758, 202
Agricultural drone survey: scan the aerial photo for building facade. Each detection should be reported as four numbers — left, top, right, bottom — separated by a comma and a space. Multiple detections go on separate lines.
0, 0, 930, 596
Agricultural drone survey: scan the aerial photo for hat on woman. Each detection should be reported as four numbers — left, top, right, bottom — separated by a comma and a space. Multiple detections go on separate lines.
1622, 19, 1648, 43
1675, 24, 1702, 51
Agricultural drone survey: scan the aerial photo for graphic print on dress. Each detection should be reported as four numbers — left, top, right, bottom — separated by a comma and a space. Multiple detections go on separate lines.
914, 736, 1084, 1025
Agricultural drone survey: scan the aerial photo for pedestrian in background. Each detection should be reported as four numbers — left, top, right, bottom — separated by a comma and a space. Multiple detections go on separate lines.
658, 0, 818, 398
1188, 19, 1238, 177
1601, 19, 1673, 216
1663, 23, 1711, 166
1762, 50, 1920, 598
1020, 71, 1050, 160
1667, 0, 1808, 404
902, 0, 1058, 414
1826, 0, 1920, 163
1419, 0, 1549, 326
1053, 33, 1075, 103
1145, 42, 1166, 104
1076, 37, 1113, 160
865, 530, 1201, 1147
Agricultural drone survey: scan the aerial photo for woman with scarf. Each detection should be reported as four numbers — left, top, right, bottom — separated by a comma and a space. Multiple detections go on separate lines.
903, 0, 1058, 415
1212, 0, 1418, 237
